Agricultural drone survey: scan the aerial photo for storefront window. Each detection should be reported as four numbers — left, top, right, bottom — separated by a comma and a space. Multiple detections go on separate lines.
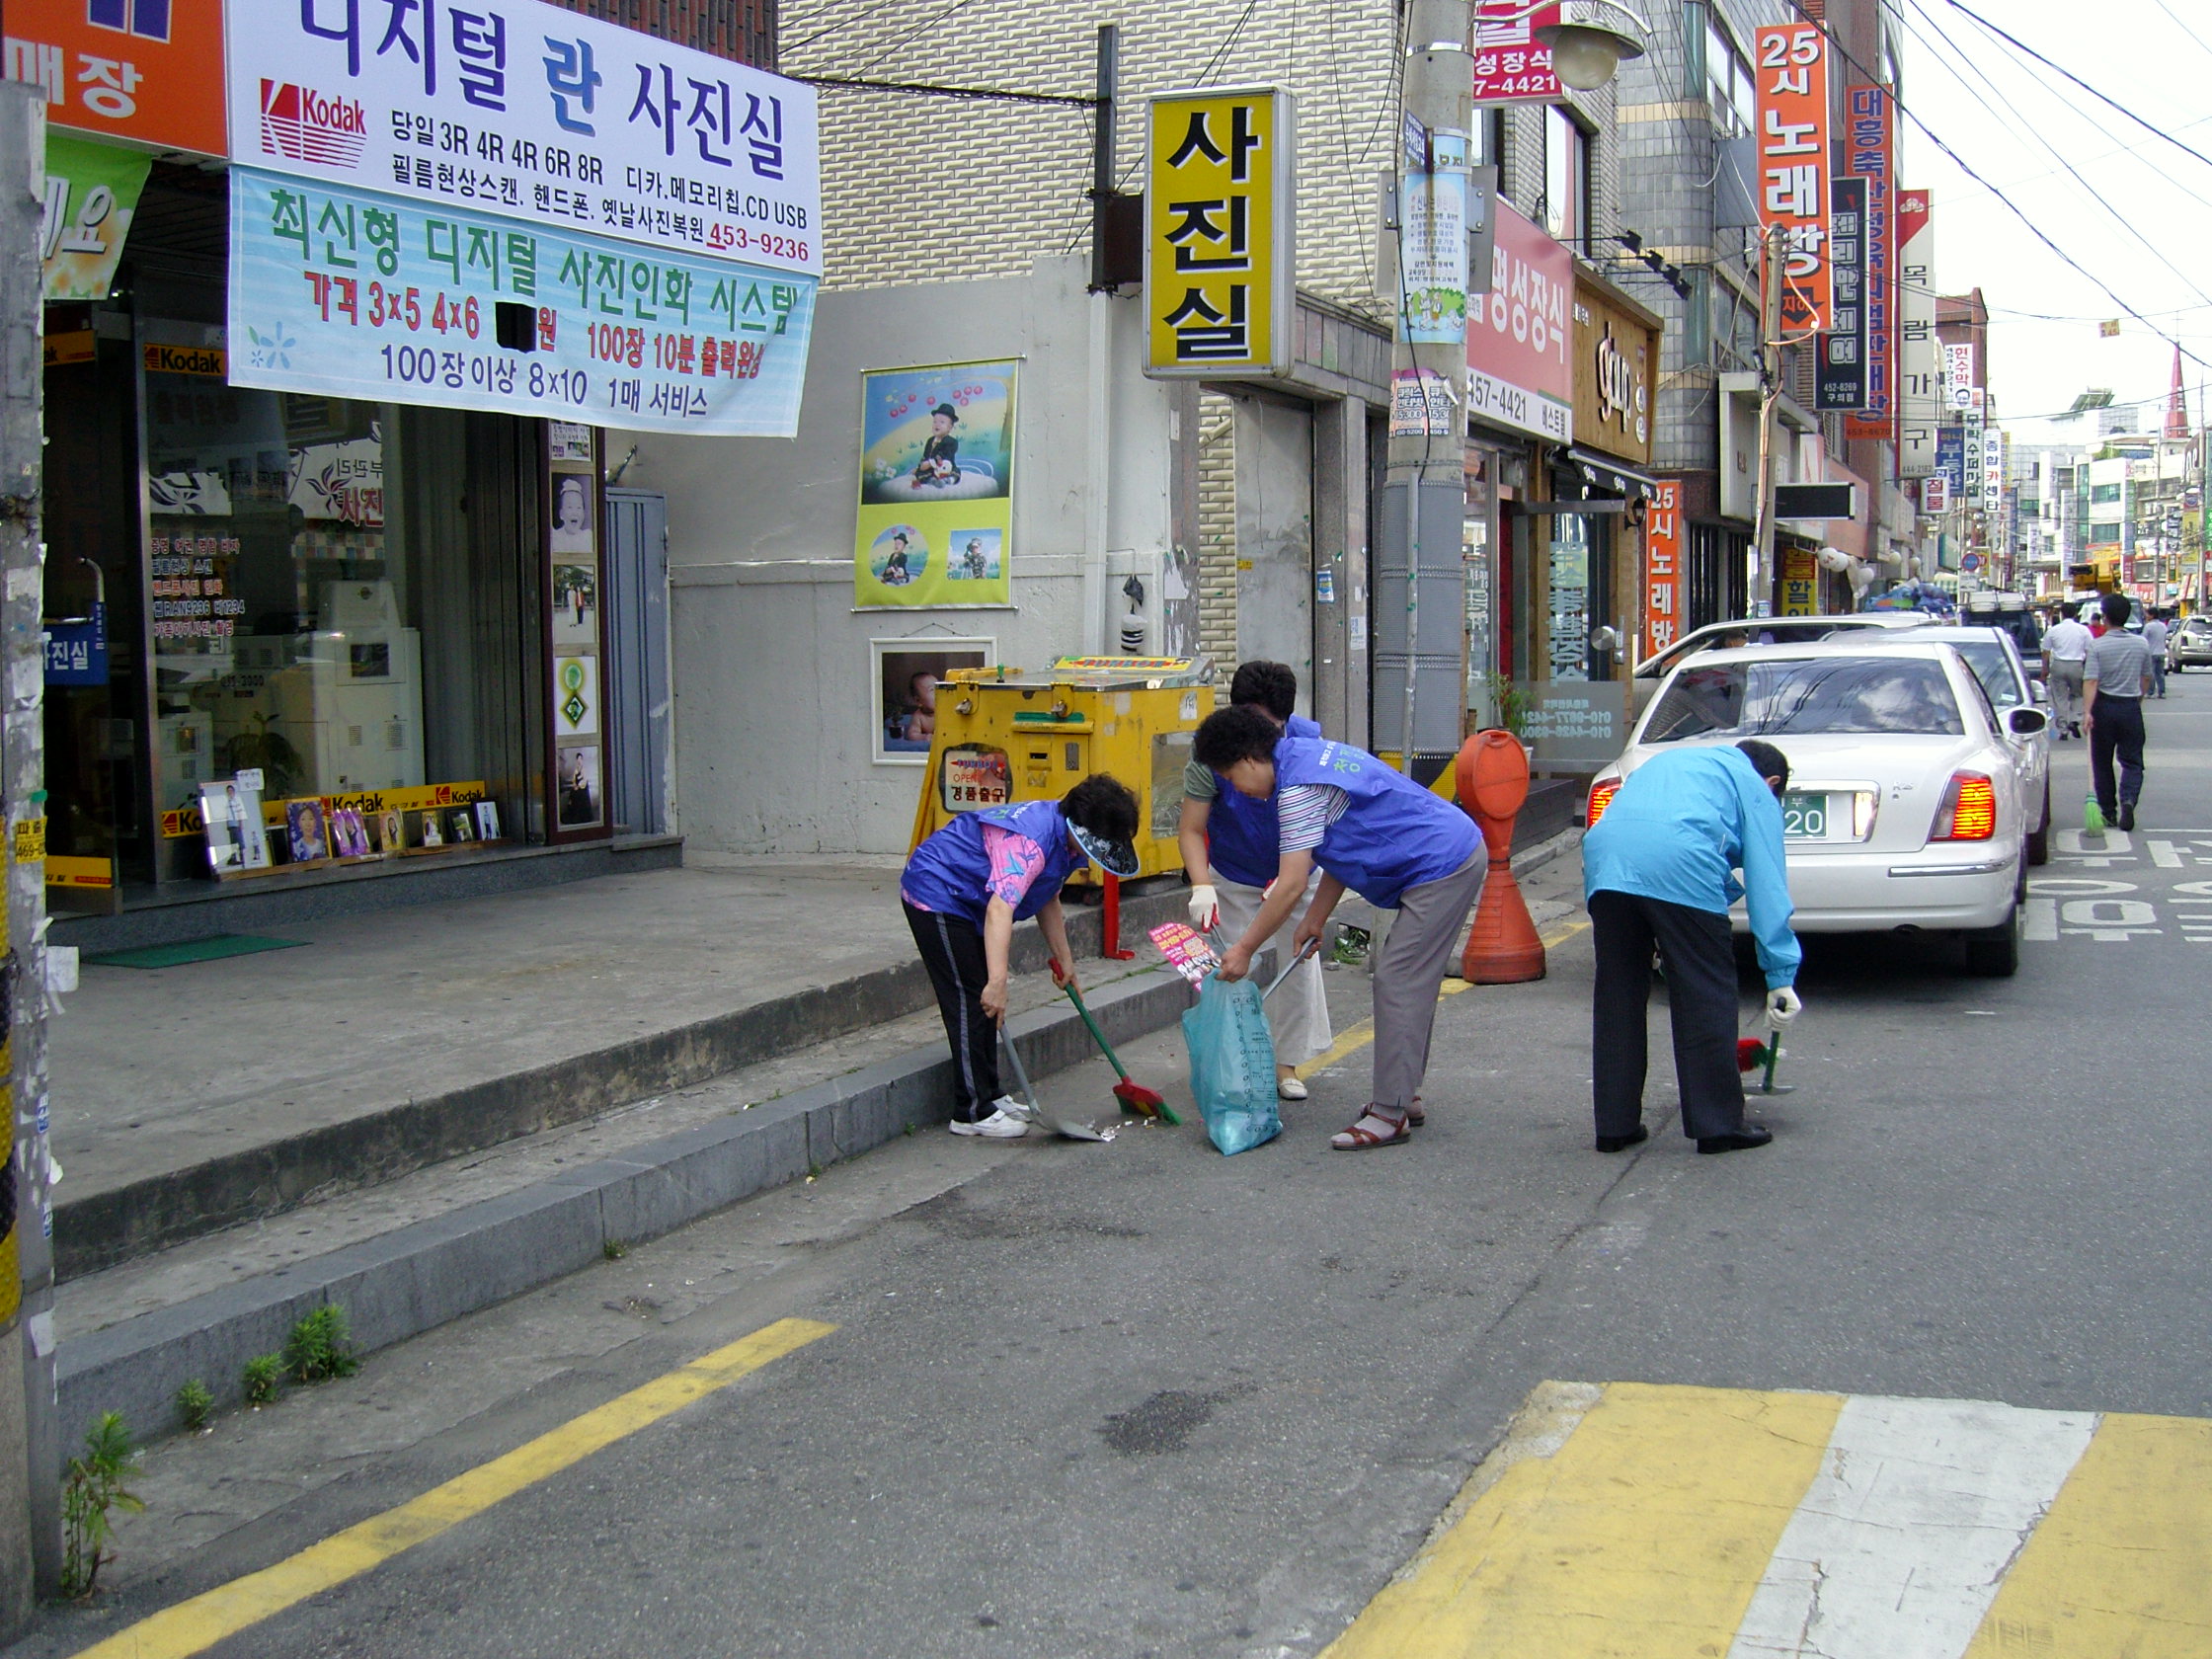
1548, 514, 1591, 680
139, 320, 541, 883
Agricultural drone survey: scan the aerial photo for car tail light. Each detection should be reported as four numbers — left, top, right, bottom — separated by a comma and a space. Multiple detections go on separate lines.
1933, 772, 1998, 840
1586, 778, 1620, 827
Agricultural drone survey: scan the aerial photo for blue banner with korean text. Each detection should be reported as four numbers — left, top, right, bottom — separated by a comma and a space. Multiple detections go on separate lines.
227, 166, 816, 435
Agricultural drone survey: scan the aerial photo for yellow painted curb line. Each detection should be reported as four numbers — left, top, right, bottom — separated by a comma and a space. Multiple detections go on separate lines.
1296, 916, 1590, 1079
77, 1317, 836, 1659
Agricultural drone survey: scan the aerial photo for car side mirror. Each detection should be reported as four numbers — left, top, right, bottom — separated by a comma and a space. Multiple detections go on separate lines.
2008, 707, 2047, 736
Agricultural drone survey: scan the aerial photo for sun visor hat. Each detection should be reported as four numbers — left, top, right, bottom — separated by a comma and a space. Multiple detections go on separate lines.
1069, 823, 1141, 879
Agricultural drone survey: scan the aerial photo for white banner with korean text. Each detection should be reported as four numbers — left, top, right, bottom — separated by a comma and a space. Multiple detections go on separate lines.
228, 166, 816, 434
224, 0, 820, 276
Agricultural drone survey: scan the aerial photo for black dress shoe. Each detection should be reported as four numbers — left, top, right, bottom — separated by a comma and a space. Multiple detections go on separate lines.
1697, 1124, 1775, 1155
1595, 1124, 1649, 1153
2118, 806, 2137, 831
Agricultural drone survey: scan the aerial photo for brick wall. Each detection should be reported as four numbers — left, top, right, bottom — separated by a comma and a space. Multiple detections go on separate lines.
1197, 390, 1238, 673
551, 0, 775, 64
780, 0, 1398, 314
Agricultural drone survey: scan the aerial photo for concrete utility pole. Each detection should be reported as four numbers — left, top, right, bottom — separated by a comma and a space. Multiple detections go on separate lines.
1751, 221, 1786, 618
1382, 0, 1473, 772
0, 78, 58, 1621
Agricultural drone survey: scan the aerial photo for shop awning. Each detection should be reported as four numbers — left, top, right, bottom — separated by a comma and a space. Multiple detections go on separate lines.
1556, 448, 1661, 500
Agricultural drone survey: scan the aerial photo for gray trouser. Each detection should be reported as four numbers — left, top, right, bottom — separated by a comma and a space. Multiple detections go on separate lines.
1370, 850, 1488, 1111
2050, 661, 2085, 730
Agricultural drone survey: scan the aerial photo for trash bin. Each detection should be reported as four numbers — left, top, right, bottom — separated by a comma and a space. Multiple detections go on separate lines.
907, 655, 1211, 886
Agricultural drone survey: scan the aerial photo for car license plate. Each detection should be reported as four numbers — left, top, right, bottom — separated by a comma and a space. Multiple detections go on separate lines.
1782, 792, 1831, 839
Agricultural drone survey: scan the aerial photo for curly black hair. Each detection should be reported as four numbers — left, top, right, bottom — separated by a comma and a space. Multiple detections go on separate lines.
1192, 705, 1283, 772
1227, 660, 1299, 722
1062, 774, 1139, 842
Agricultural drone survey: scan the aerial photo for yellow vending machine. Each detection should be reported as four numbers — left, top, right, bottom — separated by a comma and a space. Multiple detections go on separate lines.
908, 656, 1212, 887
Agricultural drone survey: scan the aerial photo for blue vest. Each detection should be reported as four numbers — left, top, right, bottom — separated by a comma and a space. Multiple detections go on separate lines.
902, 800, 1081, 927
1206, 713, 1320, 887
1274, 737, 1482, 908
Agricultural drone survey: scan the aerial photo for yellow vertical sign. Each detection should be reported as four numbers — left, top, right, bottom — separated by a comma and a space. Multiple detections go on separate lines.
1146, 88, 1294, 379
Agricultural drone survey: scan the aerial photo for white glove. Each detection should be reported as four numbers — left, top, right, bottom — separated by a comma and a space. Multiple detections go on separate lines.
1188, 884, 1220, 932
1766, 986, 1802, 1026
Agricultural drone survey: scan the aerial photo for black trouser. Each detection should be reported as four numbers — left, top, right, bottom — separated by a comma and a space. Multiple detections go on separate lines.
2090, 694, 2146, 819
1590, 889, 1748, 1142
904, 902, 999, 1122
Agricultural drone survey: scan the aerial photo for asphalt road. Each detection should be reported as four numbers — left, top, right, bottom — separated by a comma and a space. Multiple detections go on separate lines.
17, 678, 2212, 1659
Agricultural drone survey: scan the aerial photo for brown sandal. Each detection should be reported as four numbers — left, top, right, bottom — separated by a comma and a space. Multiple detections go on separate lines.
1331, 1108, 1412, 1150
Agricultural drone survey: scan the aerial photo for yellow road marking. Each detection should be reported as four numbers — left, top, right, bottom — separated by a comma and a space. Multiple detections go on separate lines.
78, 1317, 836, 1659
1321, 1382, 1841, 1659
1963, 1409, 2212, 1656
1296, 917, 1591, 1078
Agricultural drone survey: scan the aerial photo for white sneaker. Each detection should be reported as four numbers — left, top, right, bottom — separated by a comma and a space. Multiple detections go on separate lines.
989, 1093, 1036, 1122
949, 1108, 1030, 1139
1277, 1075, 1309, 1101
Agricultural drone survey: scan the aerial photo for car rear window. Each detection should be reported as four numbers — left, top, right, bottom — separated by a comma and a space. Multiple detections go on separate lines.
1644, 657, 1966, 742
1952, 642, 2023, 707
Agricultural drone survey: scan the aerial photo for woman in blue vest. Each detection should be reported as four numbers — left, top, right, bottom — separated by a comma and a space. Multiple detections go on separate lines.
1192, 707, 1485, 1150
1177, 661, 1333, 1099
902, 776, 1141, 1139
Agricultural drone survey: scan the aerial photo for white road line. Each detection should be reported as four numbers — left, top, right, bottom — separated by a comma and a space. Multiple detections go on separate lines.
2024, 897, 2059, 941
2149, 839, 2185, 868
1726, 1395, 2097, 1659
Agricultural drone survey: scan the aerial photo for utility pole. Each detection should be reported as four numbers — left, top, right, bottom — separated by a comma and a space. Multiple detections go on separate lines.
0, 78, 58, 1623
1382, 0, 1473, 773
1751, 221, 1786, 618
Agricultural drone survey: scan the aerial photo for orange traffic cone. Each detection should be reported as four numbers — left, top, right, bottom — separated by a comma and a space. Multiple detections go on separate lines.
1457, 730, 1546, 984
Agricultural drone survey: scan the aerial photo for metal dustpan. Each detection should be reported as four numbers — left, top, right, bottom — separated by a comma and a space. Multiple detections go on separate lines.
1003, 1027, 1110, 1142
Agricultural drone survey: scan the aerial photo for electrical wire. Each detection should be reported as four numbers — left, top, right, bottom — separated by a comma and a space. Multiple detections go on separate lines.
1780, 0, 2212, 375
1934, 0, 2212, 178
1896, 0, 2212, 310
780, 0, 916, 59
2153, 0, 2212, 60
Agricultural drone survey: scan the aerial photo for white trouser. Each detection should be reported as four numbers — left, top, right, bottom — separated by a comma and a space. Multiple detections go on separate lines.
1215, 872, 1332, 1067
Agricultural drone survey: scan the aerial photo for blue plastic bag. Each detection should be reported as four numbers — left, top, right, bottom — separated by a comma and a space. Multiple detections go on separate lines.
1182, 976, 1282, 1155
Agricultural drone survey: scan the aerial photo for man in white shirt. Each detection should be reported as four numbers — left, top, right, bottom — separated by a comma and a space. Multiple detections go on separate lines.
2042, 601, 2093, 740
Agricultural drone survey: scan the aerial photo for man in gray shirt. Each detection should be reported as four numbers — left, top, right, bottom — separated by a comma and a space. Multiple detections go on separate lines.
2085, 592, 2154, 830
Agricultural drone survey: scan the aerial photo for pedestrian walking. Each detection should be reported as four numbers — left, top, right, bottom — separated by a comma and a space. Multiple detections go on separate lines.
901, 776, 1141, 1138
1177, 661, 1333, 1100
1192, 708, 1484, 1151
2086, 592, 2155, 831
2043, 602, 2093, 740
2143, 611, 2170, 698
1583, 741, 1802, 1156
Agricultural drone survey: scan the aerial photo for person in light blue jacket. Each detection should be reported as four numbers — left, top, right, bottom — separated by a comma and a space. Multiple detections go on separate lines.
1582, 740, 1802, 1157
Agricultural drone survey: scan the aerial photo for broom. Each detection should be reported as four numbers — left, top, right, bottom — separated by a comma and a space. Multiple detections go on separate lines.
1062, 983, 1179, 1124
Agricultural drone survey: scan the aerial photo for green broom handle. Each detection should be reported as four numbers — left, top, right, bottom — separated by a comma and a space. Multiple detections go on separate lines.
1064, 984, 1133, 1076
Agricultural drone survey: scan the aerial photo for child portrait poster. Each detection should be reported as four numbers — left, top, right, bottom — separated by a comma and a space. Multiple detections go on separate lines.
854, 358, 1017, 609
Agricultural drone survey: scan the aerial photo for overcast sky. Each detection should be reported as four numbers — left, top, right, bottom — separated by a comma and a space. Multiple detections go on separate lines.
1897, 0, 2212, 439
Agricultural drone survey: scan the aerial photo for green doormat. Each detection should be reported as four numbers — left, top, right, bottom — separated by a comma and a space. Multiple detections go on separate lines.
85, 934, 308, 970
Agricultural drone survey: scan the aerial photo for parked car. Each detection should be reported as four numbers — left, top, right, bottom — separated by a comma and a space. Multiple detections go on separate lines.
1864, 625, 2050, 865
1960, 591, 2044, 679
2169, 614, 2212, 672
1587, 641, 2046, 975
1631, 611, 1936, 714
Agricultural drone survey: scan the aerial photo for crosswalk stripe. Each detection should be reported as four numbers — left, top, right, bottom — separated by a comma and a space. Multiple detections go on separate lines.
1725, 1395, 2096, 1659
1320, 1382, 1842, 1658
1962, 1410, 2212, 1656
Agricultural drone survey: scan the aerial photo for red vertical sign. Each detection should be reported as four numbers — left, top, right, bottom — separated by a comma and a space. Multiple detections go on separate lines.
1470, 2, 1560, 104
1844, 85, 1896, 438
1644, 481, 1683, 655
1755, 23, 1833, 335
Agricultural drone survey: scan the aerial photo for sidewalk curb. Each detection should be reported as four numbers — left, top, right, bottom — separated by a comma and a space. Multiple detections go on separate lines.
57, 964, 1200, 1449
56, 886, 1188, 1281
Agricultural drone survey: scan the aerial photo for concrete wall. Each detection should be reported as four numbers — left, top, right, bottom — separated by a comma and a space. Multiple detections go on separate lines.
624, 258, 1177, 855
